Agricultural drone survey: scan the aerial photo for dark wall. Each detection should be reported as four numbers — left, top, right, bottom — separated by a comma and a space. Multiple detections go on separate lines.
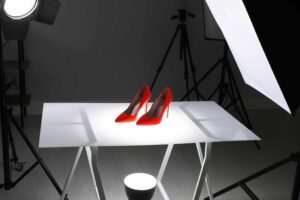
4, 0, 252, 113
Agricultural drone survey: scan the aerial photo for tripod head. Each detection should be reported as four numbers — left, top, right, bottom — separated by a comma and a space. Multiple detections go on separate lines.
171, 9, 195, 23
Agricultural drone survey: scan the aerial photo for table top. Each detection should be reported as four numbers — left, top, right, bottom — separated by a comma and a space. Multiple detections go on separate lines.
39, 101, 260, 148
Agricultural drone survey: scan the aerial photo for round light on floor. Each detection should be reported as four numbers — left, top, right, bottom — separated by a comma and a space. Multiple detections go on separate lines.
124, 173, 157, 200
4, 0, 39, 20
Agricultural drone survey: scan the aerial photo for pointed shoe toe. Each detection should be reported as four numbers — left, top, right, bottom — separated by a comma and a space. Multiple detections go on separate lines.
115, 113, 136, 122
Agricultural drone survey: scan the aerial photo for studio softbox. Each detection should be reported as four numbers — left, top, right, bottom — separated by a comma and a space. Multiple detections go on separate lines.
205, 0, 300, 115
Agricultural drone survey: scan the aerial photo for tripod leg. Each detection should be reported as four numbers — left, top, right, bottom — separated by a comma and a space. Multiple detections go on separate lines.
180, 59, 222, 101
151, 26, 180, 90
208, 84, 222, 101
182, 26, 204, 100
17, 40, 25, 128
292, 159, 300, 200
223, 44, 260, 149
223, 47, 252, 129
180, 28, 184, 60
7, 121, 24, 171
8, 112, 62, 195
204, 155, 292, 200
0, 111, 12, 189
218, 64, 226, 105
0, 26, 12, 189
181, 27, 191, 101
226, 66, 247, 123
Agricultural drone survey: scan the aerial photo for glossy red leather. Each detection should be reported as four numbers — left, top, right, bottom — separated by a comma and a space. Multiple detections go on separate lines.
115, 85, 151, 123
136, 87, 173, 125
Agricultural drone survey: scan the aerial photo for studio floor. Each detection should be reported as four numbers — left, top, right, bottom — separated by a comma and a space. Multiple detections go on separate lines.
0, 108, 299, 200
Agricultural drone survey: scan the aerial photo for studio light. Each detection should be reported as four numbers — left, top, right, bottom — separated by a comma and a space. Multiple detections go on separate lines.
0, 0, 61, 40
3, 0, 38, 20
124, 173, 157, 200
0, 0, 62, 193
205, 0, 300, 115
202, 0, 300, 199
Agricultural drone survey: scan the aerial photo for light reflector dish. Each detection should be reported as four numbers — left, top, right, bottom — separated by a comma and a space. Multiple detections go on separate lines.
4, 0, 38, 20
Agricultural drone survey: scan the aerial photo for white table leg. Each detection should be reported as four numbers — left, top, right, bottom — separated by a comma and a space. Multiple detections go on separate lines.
157, 144, 174, 200
85, 146, 106, 200
60, 147, 83, 200
193, 142, 212, 200
196, 143, 213, 200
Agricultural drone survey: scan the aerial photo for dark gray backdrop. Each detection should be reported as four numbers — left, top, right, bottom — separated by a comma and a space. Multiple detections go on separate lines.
3, 0, 262, 114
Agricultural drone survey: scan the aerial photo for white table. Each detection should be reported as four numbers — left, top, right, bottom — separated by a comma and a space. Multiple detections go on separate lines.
39, 101, 259, 200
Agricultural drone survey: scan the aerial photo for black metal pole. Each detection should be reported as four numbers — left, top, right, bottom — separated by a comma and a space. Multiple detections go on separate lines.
240, 183, 259, 200
17, 40, 26, 128
0, 25, 13, 190
7, 119, 22, 171
224, 44, 252, 129
218, 65, 226, 105
183, 25, 203, 100
292, 159, 300, 200
223, 45, 260, 150
12, 162, 39, 187
180, 25, 191, 101
8, 112, 63, 195
180, 58, 222, 101
218, 44, 228, 105
204, 155, 292, 200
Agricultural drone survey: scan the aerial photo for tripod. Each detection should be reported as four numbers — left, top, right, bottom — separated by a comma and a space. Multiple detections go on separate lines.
151, 9, 204, 100
181, 42, 260, 149
0, 25, 62, 197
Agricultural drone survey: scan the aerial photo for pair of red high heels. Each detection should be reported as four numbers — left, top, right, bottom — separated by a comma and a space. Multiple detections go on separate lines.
115, 85, 173, 125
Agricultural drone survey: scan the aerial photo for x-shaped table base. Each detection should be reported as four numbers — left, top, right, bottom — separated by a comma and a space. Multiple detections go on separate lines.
59, 143, 213, 200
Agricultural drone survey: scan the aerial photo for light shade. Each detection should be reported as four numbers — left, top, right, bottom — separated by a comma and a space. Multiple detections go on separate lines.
205, 0, 294, 114
3, 0, 38, 20
1, 19, 30, 40
35, 0, 61, 25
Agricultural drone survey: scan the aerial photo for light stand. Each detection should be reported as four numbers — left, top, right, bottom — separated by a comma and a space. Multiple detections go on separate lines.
0, 25, 62, 196
150, 9, 204, 101
181, 42, 260, 149
200, 0, 300, 198
179, 0, 260, 149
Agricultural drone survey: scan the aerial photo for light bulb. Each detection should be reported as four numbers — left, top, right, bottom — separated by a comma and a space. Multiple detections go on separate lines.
4, 0, 38, 20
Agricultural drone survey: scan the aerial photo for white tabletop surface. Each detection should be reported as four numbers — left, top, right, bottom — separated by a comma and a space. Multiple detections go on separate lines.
39, 101, 260, 148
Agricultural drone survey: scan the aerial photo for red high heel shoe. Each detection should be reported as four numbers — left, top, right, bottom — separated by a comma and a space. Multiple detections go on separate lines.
115, 85, 151, 123
136, 87, 173, 125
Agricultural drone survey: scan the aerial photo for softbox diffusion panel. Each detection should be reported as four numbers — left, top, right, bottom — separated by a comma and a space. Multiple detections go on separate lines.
205, 0, 293, 114
241, 0, 300, 115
